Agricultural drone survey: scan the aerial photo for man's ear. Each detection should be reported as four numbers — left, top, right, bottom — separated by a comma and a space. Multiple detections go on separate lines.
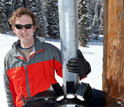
33, 25, 36, 32
12, 25, 16, 34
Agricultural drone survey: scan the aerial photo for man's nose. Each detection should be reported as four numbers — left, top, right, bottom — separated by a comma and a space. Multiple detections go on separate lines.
21, 27, 27, 32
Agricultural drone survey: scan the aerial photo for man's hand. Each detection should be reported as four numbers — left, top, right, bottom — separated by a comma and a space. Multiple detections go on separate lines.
66, 50, 91, 78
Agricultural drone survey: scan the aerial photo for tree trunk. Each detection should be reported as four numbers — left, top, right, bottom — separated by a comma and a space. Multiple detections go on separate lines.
103, 0, 124, 103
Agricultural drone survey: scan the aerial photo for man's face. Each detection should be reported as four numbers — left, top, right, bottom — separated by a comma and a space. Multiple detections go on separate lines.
12, 15, 36, 42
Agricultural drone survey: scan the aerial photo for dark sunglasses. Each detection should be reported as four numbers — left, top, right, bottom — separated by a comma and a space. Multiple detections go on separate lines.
14, 24, 33, 29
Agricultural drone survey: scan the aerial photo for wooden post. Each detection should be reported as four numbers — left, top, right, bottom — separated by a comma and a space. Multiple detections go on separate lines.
103, 0, 124, 103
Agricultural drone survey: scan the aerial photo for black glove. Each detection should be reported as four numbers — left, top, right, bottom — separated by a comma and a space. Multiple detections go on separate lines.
66, 50, 91, 78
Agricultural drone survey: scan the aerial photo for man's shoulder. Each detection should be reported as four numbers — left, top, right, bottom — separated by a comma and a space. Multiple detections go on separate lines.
36, 36, 60, 50
4, 41, 17, 60
4, 48, 14, 59
43, 41, 57, 48
43, 41, 60, 52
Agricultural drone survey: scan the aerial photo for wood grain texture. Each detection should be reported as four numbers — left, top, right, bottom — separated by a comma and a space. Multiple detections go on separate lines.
103, 0, 124, 103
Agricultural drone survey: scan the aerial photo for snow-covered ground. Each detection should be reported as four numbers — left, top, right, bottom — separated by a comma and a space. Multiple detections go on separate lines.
0, 33, 103, 106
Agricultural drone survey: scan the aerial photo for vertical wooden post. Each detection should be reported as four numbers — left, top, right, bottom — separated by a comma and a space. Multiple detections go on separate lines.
103, 0, 124, 102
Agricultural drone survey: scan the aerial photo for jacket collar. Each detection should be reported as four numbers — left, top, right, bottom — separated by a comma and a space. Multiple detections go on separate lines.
12, 36, 45, 57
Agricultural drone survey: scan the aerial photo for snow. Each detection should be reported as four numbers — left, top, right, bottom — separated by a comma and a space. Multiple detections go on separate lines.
0, 33, 103, 106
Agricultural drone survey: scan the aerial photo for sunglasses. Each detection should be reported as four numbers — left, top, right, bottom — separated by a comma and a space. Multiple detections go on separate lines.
14, 24, 33, 29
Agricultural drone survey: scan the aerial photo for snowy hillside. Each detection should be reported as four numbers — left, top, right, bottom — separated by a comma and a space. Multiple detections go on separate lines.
0, 33, 103, 106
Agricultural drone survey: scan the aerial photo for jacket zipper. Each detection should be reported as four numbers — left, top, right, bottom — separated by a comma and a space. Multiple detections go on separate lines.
24, 64, 31, 97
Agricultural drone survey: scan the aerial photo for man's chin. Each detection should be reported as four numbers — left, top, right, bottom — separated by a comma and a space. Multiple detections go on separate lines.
20, 37, 29, 42
21, 35, 29, 38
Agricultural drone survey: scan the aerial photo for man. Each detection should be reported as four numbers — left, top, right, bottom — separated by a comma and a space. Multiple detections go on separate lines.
4, 8, 91, 107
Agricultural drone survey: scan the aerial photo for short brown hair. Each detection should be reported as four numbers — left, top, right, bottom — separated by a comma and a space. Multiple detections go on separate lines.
9, 8, 37, 26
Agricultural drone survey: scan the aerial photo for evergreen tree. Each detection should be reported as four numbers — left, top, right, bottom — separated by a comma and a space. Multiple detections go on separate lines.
90, 0, 104, 40
86, 0, 97, 36
45, 0, 59, 38
12, 0, 24, 10
92, 0, 102, 40
27, 0, 48, 37
0, 0, 6, 33
5, 0, 14, 31
0, 0, 12, 33
78, 0, 91, 46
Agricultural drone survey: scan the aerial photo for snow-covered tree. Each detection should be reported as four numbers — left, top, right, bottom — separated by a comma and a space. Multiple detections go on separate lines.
0, 0, 12, 33
78, 0, 91, 46
89, 0, 104, 40
44, 0, 59, 38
